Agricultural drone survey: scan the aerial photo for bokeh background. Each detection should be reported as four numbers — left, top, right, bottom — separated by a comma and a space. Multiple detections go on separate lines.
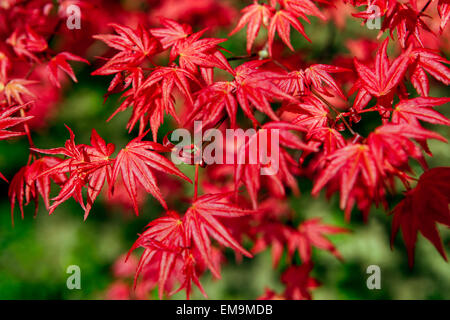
0, 0, 449, 299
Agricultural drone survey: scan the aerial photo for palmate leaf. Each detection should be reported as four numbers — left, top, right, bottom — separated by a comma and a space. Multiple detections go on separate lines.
169, 30, 233, 74
391, 167, 450, 266
354, 38, 410, 98
351, 38, 411, 112
287, 218, 349, 263
235, 122, 316, 208
138, 66, 199, 109
368, 123, 447, 176
33, 128, 115, 219
0, 104, 33, 141
130, 211, 206, 300
312, 144, 378, 210
184, 193, 256, 278
0, 105, 33, 182
409, 48, 450, 96
111, 131, 192, 215
268, 9, 311, 56
229, 2, 274, 54
150, 18, 193, 50
391, 97, 450, 126
47, 52, 89, 88
234, 60, 297, 126
92, 24, 161, 76
281, 263, 319, 300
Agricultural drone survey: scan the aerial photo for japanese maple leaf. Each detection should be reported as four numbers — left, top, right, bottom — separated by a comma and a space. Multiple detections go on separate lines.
312, 143, 378, 210
278, 0, 327, 21
183, 193, 255, 278
281, 96, 330, 133
281, 64, 350, 99
2, 79, 37, 104
8, 156, 65, 223
408, 48, 450, 97
287, 218, 349, 263
351, 38, 410, 112
108, 69, 179, 141
391, 97, 450, 127
235, 122, 316, 208
47, 52, 89, 88
281, 263, 320, 300
110, 132, 192, 215
6, 26, 47, 62
138, 66, 200, 110
0, 104, 33, 141
251, 223, 290, 267
130, 211, 206, 299
268, 9, 311, 56
367, 124, 447, 177
229, 2, 274, 53
185, 81, 237, 128
233, 60, 297, 126
381, 1, 433, 48
92, 24, 160, 76
169, 30, 233, 74
391, 167, 450, 266
33, 128, 115, 219
150, 18, 193, 50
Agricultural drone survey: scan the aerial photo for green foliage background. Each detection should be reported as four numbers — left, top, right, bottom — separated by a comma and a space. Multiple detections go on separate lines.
0, 3, 449, 300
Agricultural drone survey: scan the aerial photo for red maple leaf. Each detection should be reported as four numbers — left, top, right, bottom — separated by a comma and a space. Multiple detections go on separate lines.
367, 123, 446, 177
268, 9, 311, 56
312, 143, 378, 210
150, 18, 193, 50
0, 104, 32, 141
184, 193, 255, 278
47, 52, 89, 88
169, 30, 233, 74
408, 48, 450, 97
351, 38, 411, 113
287, 218, 349, 263
234, 60, 296, 126
110, 132, 192, 215
391, 97, 450, 126
391, 167, 450, 266
235, 122, 316, 208
130, 211, 206, 299
229, 2, 274, 54
281, 64, 350, 99
8, 156, 65, 223
33, 128, 115, 219
92, 24, 161, 76
138, 66, 200, 111
281, 263, 320, 300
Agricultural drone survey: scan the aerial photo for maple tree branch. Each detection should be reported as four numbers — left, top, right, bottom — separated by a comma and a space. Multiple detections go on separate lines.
420, 0, 432, 14
227, 54, 258, 61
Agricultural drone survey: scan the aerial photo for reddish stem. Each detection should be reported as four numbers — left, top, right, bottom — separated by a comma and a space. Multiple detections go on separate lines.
20, 108, 35, 149
194, 164, 199, 201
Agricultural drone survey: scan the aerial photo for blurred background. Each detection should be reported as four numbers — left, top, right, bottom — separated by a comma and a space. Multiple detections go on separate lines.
0, 0, 449, 299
